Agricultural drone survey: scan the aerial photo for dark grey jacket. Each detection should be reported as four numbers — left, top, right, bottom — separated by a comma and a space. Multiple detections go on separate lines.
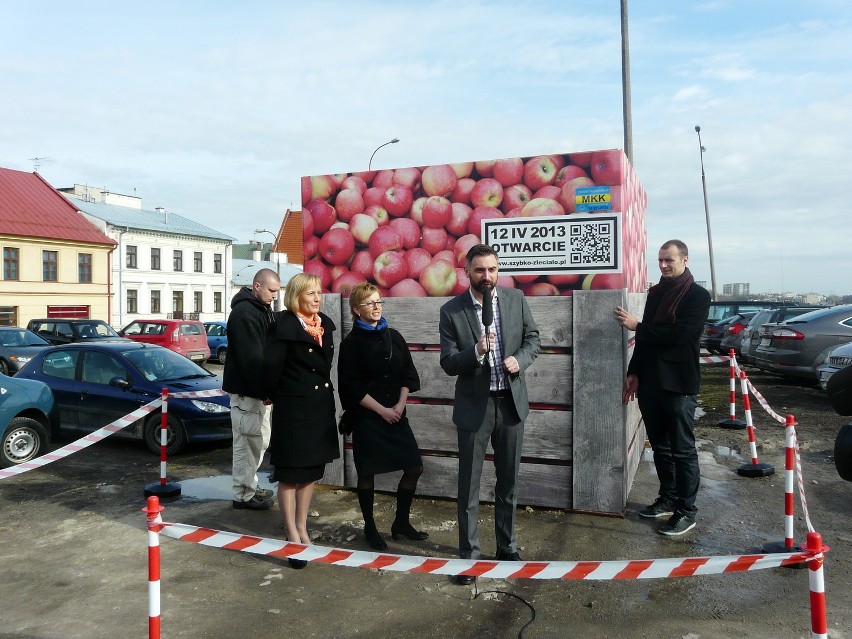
222, 287, 275, 398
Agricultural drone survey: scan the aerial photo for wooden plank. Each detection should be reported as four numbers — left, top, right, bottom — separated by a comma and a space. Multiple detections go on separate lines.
341, 295, 572, 349
571, 289, 626, 514
410, 351, 572, 405
343, 454, 572, 509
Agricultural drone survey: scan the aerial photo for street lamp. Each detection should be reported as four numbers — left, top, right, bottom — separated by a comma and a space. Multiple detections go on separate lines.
368, 138, 399, 171
695, 125, 718, 301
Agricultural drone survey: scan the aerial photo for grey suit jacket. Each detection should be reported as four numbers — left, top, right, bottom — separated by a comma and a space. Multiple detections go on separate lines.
439, 287, 541, 432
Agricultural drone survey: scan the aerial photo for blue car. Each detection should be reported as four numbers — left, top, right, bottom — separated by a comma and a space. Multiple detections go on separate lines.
203, 321, 228, 364
0, 373, 57, 467
16, 342, 232, 456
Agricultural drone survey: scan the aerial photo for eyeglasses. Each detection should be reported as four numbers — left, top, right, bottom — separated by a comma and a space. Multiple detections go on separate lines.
358, 300, 384, 309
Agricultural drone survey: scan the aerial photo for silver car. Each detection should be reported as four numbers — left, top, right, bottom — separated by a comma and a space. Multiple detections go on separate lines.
754, 305, 852, 380
740, 306, 825, 364
817, 341, 852, 390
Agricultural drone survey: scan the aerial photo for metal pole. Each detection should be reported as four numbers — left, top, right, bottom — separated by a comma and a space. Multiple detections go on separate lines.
695, 125, 718, 301
368, 138, 399, 171
620, 0, 633, 163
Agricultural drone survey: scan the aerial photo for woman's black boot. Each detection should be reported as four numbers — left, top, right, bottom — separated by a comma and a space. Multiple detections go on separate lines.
391, 488, 429, 541
357, 487, 388, 551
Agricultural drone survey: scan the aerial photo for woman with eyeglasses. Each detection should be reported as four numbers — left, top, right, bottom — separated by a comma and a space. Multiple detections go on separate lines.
261, 272, 340, 568
338, 282, 428, 551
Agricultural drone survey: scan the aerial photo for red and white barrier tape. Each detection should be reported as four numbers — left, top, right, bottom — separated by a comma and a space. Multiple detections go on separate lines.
0, 398, 162, 480
168, 388, 227, 399
743, 377, 786, 424
155, 521, 818, 580
699, 355, 730, 365
789, 424, 815, 534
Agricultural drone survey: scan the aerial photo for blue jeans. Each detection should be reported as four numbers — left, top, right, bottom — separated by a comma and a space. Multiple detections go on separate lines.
638, 390, 700, 517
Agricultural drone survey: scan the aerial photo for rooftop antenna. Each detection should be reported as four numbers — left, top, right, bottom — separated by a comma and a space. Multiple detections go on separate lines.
29, 157, 52, 172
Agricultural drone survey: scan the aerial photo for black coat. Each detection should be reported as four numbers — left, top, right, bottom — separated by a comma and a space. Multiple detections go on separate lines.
261, 311, 340, 469
627, 282, 711, 395
222, 287, 275, 398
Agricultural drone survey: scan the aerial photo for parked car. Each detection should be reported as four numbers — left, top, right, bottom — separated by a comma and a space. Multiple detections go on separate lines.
706, 301, 777, 325
0, 372, 58, 467
203, 321, 228, 364
739, 306, 826, 364
826, 363, 852, 481
26, 318, 125, 345
816, 341, 852, 390
702, 313, 754, 355
0, 327, 52, 375
119, 319, 211, 364
15, 342, 231, 455
753, 304, 852, 380
716, 312, 757, 357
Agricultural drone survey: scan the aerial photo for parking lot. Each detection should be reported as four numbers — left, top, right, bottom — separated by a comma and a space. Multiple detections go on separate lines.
0, 362, 850, 638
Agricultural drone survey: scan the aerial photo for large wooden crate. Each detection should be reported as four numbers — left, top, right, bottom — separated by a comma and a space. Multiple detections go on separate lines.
319, 290, 645, 514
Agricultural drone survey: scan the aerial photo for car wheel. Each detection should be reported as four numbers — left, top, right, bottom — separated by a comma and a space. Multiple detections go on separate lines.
835, 423, 852, 482
1, 417, 49, 468
217, 348, 227, 365
144, 414, 188, 456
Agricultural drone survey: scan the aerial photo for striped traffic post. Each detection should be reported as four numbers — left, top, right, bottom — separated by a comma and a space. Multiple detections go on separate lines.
717, 350, 746, 428
735, 370, 775, 477
144, 388, 181, 498
144, 496, 165, 639
807, 531, 829, 639
762, 415, 804, 560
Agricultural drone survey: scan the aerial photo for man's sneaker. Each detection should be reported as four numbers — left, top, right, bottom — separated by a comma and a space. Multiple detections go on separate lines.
638, 498, 675, 519
658, 512, 696, 536
232, 495, 273, 511
254, 487, 274, 499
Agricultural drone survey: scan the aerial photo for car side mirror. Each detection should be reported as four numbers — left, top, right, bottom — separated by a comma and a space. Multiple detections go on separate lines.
109, 376, 132, 389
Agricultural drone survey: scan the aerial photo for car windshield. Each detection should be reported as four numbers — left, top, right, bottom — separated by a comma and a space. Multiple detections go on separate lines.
80, 322, 120, 338
0, 329, 50, 347
123, 347, 214, 382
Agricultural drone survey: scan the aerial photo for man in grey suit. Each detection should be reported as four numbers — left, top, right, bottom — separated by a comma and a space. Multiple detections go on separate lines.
439, 244, 540, 585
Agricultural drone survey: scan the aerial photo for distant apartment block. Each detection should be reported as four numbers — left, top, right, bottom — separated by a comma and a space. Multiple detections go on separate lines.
723, 282, 750, 296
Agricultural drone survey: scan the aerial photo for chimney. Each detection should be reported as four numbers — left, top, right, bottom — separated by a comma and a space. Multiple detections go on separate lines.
155, 207, 168, 224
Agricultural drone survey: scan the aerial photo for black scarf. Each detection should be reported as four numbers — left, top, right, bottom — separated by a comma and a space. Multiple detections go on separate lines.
648, 267, 694, 326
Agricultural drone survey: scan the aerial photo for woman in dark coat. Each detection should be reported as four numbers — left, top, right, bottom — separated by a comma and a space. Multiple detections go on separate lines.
262, 272, 339, 568
338, 282, 428, 551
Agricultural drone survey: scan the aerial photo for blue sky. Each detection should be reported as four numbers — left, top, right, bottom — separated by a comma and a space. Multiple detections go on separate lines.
2, 1, 850, 295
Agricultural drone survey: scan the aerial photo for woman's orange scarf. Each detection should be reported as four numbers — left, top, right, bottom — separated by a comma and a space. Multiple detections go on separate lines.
297, 312, 324, 345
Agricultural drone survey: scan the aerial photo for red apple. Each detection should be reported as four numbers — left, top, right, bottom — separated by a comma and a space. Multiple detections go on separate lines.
318, 228, 356, 266
419, 259, 457, 296
349, 213, 378, 245
304, 259, 332, 290
368, 225, 403, 258
558, 176, 596, 213
332, 271, 366, 297
419, 226, 448, 255
373, 251, 409, 288
449, 177, 476, 204
444, 234, 456, 252
532, 185, 562, 201
555, 165, 589, 188
330, 173, 348, 189
350, 250, 375, 280
364, 204, 390, 227
404, 247, 433, 279
504, 206, 523, 218
468, 206, 503, 236
330, 221, 349, 231
303, 175, 336, 204
352, 170, 376, 183
470, 177, 504, 208
421, 164, 458, 197
548, 154, 566, 172
523, 156, 558, 191
410, 196, 427, 225
372, 169, 395, 189
392, 166, 422, 191
447, 202, 473, 236
389, 217, 421, 249
453, 233, 481, 267
306, 199, 337, 235
341, 175, 368, 194
524, 282, 561, 296
303, 235, 319, 260
582, 273, 625, 290
520, 198, 565, 217
382, 184, 414, 217
432, 249, 455, 264
590, 150, 624, 186
301, 176, 312, 206
363, 186, 385, 207
452, 267, 471, 295
474, 160, 495, 177
492, 157, 524, 187
388, 278, 427, 297
422, 196, 453, 229
451, 162, 474, 178
334, 188, 365, 222
502, 184, 532, 213
568, 152, 593, 167
302, 209, 315, 240
330, 264, 349, 281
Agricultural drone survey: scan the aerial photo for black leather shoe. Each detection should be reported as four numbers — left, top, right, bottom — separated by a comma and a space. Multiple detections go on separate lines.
455, 575, 476, 586
391, 522, 429, 541
232, 495, 272, 510
495, 550, 523, 561
365, 526, 388, 551
288, 558, 307, 569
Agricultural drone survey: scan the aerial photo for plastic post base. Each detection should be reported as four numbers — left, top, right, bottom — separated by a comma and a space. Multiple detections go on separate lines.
144, 481, 182, 500
736, 462, 775, 478
761, 539, 807, 569
717, 417, 748, 429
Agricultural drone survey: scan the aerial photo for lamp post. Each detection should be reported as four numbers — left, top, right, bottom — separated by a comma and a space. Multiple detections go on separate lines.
254, 228, 279, 276
368, 138, 399, 171
695, 125, 718, 301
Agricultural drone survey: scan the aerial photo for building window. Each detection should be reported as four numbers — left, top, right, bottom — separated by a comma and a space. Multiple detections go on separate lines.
151, 290, 161, 314
3, 247, 20, 280
43, 251, 58, 281
194, 252, 203, 273
47, 305, 88, 318
173, 250, 183, 272
127, 289, 138, 314
173, 291, 184, 314
213, 253, 222, 274
194, 291, 203, 313
126, 245, 137, 269
79, 253, 92, 283
214, 292, 222, 313
151, 248, 161, 270
0, 306, 17, 327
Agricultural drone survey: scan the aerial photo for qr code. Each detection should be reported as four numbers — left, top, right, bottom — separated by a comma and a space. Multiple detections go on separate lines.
568, 221, 615, 266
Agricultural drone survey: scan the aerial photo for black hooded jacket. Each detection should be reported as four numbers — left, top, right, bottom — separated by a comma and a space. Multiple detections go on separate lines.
222, 287, 275, 398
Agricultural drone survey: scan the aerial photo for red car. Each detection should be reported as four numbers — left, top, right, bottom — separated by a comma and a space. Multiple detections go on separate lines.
119, 319, 211, 364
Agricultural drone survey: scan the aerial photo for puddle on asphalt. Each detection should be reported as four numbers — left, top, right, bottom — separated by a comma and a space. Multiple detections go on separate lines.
177, 475, 276, 501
